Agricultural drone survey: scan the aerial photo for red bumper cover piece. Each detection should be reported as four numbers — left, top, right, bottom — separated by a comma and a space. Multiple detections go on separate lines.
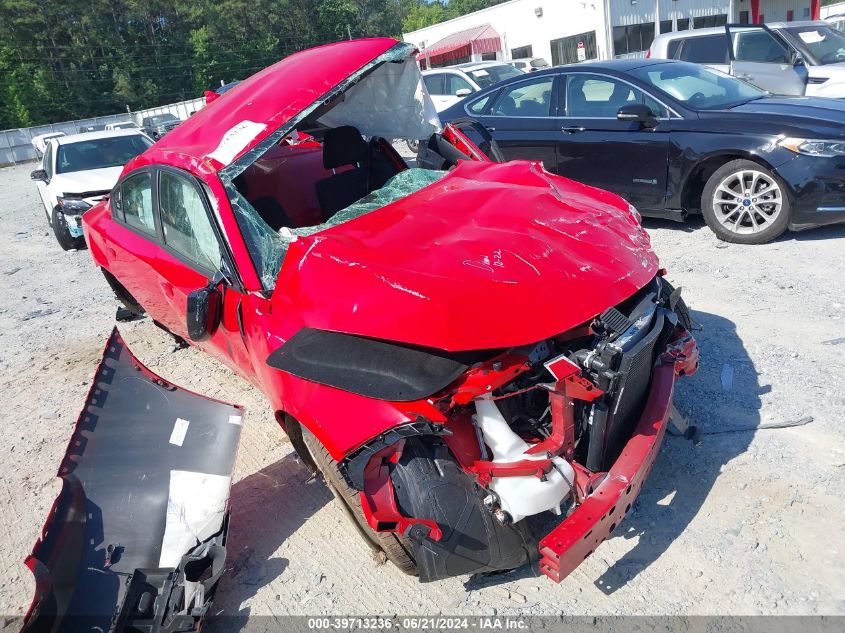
538, 329, 698, 583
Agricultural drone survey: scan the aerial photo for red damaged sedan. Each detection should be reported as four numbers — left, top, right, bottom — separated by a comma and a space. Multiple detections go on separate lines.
81, 38, 698, 585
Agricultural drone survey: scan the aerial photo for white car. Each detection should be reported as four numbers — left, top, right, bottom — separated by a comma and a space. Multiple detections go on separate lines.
649, 21, 845, 97
31, 130, 153, 250
30, 132, 65, 158
105, 121, 140, 131
422, 61, 524, 112
508, 57, 550, 73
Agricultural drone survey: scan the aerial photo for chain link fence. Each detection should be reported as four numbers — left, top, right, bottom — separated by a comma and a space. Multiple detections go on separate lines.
0, 97, 206, 168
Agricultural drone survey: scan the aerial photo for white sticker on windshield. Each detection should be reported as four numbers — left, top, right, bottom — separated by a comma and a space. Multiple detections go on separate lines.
207, 120, 267, 166
473, 69, 489, 77
799, 30, 825, 44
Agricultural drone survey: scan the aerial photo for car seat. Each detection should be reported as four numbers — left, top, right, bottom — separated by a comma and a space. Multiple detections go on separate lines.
315, 126, 372, 217
494, 95, 519, 116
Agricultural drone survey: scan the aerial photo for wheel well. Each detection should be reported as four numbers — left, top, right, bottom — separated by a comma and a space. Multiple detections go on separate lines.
681, 154, 763, 214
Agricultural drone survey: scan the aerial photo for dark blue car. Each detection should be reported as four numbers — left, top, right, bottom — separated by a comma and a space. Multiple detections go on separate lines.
436, 59, 845, 244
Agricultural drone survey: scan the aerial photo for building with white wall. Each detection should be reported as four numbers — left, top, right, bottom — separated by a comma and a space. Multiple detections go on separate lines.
404, 0, 821, 68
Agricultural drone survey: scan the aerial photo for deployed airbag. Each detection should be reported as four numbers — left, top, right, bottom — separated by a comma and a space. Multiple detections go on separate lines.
23, 328, 243, 633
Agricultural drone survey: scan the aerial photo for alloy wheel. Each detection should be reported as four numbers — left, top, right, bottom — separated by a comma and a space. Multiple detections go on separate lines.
711, 169, 783, 236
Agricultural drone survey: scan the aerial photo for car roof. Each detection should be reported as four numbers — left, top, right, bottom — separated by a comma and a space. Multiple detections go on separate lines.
652, 26, 724, 42
768, 20, 831, 28
542, 58, 673, 74
453, 61, 514, 71
54, 129, 147, 145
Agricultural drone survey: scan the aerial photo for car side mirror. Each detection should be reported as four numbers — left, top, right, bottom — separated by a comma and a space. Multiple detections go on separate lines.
791, 52, 805, 67
31, 169, 48, 182
617, 104, 658, 129
455, 88, 472, 98
186, 281, 222, 342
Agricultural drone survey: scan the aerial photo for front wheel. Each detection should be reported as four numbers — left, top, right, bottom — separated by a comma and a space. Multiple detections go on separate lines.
51, 208, 85, 251
701, 159, 790, 244
299, 425, 418, 575
405, 139, 420, 153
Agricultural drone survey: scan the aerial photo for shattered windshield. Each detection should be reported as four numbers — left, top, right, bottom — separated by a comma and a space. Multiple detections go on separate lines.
229, 166, 444, 290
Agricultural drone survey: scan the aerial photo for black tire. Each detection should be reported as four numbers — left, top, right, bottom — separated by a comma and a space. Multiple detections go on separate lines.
51, 207, 85, 251
299, 425, 418, 575
701, 159, 790, 244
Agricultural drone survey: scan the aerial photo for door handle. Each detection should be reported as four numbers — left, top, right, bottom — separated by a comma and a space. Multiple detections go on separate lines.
485, 126, 496, 132
561, 126, 586, 134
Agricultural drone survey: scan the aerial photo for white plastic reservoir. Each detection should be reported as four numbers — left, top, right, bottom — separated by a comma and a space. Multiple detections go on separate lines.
474, 398, 574, 523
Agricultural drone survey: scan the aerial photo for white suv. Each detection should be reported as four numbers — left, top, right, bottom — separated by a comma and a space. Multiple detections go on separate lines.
31, 130, 153, 250
649, 21, 845, 97
422, 61, 524, 112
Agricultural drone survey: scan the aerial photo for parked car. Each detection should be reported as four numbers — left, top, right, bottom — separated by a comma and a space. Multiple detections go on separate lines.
422, 61, 524, 112
104, 120, 140, 131
30, 132, 65, 158
31, 130, 153, 249
826, 13, 845, 31
80, 38, 697, 590
140, 113, 182, 140
509, 57, 550, 73
436, 58, 845, 244
649, 21, 845, 97
412, 61, 525, 152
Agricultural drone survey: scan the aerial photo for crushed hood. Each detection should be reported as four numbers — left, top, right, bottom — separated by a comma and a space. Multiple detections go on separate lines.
50, 166, 122, 196
273, 161, 657, 352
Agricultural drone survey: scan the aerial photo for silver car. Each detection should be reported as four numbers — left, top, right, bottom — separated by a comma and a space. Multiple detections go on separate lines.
649, 21, 845, 97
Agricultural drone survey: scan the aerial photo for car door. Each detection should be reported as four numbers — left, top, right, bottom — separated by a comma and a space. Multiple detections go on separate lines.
151, 168, 254, 379
473, 73, 559, 166
726, 24, 807, 95
552, 72, 671, 211
423, 72, 456, 112
36, 143, 54, 220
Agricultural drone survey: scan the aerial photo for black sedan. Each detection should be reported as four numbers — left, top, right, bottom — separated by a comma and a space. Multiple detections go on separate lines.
436, 59, 845, 244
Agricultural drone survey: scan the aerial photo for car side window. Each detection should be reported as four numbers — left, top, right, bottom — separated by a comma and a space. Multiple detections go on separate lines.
43, 144, 53, 178
467, 94, 492, 115
491, 76, 554, 117
423, 74, 445, 96
565, 74, 666, 118
732, 30, 791, 64
445, 74, 474, 96
120, 172, 155, 235
677, 35, 730, 64
158, 171, 222, 272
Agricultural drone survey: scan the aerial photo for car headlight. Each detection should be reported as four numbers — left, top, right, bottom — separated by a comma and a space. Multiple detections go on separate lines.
779, 137, 845, 157
57, 197, 92, 215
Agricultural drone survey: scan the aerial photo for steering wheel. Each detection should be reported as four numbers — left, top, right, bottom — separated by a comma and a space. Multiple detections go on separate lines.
688, 92, 707, 104
820, 50, 845, 64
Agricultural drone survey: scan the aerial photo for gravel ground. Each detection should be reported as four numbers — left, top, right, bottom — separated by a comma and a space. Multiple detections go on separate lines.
1, 157, 844, 619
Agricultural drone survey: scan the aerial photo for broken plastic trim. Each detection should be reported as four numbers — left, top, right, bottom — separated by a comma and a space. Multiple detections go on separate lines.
23, 328, 243, 633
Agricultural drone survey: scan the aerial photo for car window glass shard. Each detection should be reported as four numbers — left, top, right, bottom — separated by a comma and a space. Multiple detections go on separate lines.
226, 184, 286, 289
22, 327, 243, 633
279, 167, 445, 248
